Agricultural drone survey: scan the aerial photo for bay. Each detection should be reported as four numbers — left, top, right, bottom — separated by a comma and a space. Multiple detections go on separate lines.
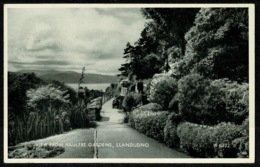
66, 83, 111, 92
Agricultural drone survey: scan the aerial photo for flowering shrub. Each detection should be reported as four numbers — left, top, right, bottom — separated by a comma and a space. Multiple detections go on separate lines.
177, 122, 245, 157
129, 109, 169, 142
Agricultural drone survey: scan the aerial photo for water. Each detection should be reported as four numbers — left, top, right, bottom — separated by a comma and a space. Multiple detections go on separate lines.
66, 83, 111, 92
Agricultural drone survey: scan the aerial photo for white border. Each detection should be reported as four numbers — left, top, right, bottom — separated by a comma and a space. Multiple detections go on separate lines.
4, 3, 255, 164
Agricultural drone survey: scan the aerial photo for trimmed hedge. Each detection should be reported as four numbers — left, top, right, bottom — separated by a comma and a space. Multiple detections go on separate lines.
177, 122, 246, 157
129, 109, 169, 142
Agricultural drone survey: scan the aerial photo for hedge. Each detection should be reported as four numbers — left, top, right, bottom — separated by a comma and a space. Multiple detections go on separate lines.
177, 122, 246, 157
129, 109, 169, 142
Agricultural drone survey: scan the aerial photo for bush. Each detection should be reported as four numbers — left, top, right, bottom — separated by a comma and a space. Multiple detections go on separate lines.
70, 103, 89, 128
129, 109, 169, 142
177, 74, 227, 125
138, 103, 163, 111
177, 122, 245, 157
163, 113, 182, 148
122, 92, 142, 112
211, 79, 249, 124
231, 118, 249, 158
150, 76, 178, 110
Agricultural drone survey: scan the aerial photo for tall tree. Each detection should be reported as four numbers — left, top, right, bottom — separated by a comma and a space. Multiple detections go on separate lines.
141, 8, 200, 54
118, 8, 200, 80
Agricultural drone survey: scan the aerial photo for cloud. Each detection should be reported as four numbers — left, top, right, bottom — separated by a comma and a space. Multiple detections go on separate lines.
7, 7, 145, 74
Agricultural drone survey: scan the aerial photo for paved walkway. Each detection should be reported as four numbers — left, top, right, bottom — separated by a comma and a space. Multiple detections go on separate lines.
96, 99, 190, 158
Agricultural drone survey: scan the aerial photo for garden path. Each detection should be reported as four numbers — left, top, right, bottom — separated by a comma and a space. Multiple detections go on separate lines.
18, 128, 95, 158
96, 99, 191, 158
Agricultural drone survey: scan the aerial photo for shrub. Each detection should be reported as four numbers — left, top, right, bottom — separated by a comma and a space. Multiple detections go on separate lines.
211, 79, 249, 124
122, 92, 142, 112
231, 118, 249, 158
177, 122, 245, 157
70, 103, 89, 128
177, 74, 227, 125
150, 75, 178, 110
129, 109, 169, 142
26, 85, 71, 138
138, 103, 163, 111
51, 80, 77, 105
163, 113, 182, 148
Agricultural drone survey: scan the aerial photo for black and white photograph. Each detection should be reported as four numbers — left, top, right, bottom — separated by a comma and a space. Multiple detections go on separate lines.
4, 4, 255, 163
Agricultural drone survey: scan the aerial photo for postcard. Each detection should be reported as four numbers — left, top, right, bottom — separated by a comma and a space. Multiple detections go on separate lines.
4, 3, 255, 163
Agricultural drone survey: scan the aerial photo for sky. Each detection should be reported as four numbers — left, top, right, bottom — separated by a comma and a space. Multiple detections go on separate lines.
7, 8, 146, 75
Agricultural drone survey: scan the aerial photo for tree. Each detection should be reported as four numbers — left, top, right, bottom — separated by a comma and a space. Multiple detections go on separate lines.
176, 8, 248, 82
118, 8, 200, 80
141, 8, 200, 54
118, 28, 164, 80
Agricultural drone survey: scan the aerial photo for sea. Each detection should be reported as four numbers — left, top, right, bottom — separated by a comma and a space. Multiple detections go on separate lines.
66, 83, 111, 92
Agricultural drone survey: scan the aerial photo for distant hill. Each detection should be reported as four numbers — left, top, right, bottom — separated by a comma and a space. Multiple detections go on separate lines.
15, 70, 119, 83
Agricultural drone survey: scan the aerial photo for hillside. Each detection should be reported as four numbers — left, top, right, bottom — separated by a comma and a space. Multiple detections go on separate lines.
15, 70, 119, 83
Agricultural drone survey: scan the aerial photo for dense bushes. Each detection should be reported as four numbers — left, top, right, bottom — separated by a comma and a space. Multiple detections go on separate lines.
124, 7, 249, 158
175, 74, 249, 125
177, 74, 227, 125
129, 105, 249, 158
211, 79, 249, 124
150, 76, 178, 110
177, 122, 245, 157
8, 73, 47, 145
128, 73, 249, 158
8, 72, 101, 146
129, 109, 168, 142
